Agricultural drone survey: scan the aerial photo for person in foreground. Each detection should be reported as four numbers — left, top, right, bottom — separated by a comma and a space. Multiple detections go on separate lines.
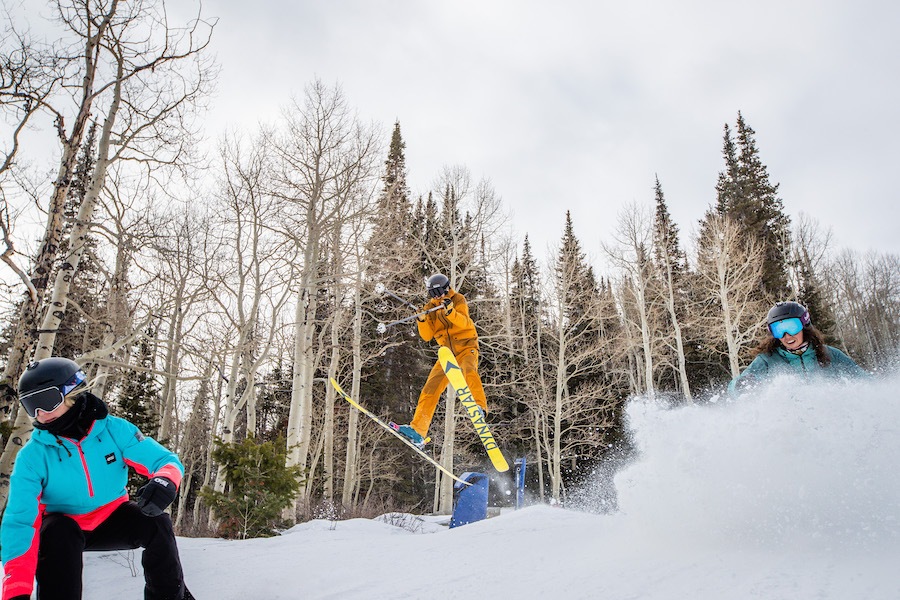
395, 273, 488, 448
729, 301, 867, 393
1, 357, 192, 600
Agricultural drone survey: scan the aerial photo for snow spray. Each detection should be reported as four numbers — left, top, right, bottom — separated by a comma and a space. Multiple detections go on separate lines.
609, 375, 900, 554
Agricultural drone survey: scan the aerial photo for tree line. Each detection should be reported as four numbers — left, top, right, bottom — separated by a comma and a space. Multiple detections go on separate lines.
1, 0, 897, 537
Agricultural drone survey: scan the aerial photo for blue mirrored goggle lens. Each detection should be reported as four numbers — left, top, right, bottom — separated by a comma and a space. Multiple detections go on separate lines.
20, 386, 65, 418
61, 370, 86, 397
769, 317, 804, 339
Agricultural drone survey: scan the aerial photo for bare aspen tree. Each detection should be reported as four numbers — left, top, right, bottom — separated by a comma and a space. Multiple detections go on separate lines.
271, 79, 380, 518
0, 21, 63, 321
694, 213, 767, 377
206, 132, 295, 505
327, 188, 383, 509
655, 256, 693, 401
73, 181, 209, 435
828, 249, 900, 368
540, 241, 618, 503
862, 252, 900, 365
322, 222, 353, 506
80, 172, 148, 398
131, 202, 218, 440
174, 360, 214, 531
317, 166, 381, 511
0, 0, 214, 510
0, 7, 108, 412
792, 213, 833, 278
340, 260, 366, 508
831, 250, 873, 356
418, 166, 508, 281
323, 268, 342, 506
603, 203, 660, 397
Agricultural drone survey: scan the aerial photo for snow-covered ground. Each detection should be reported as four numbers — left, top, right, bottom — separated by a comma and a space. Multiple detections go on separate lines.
21, 375, 900, 598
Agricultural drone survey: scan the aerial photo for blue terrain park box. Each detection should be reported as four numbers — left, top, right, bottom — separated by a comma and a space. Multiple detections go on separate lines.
449, 472, 489, 528
515, 457, 527, 509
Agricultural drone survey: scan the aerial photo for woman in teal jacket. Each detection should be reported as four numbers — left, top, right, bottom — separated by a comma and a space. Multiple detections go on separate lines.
729, 301, 867, 392
0, 358, 191, 600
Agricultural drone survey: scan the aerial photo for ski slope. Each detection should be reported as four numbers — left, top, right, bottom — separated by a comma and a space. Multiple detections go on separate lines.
13, 374, 900, 599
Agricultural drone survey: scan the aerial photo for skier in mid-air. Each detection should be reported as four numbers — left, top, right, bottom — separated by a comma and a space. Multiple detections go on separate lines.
394, 273, 489, 448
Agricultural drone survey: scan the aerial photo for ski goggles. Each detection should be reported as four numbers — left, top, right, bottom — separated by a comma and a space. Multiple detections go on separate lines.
19, 370, 86, 418
769, 317, 804, 339
428, 286, 449, 298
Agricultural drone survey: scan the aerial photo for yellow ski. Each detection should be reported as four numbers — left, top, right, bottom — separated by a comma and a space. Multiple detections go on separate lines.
437, 347, 510, 472
329, 377, 469, 486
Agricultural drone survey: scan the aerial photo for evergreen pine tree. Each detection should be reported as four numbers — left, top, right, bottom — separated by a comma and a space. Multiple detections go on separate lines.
116, 331, 161, 438
557, 211, 598, 329
652, 177, 687, 285
0, 124, 106, 360
255, 363, 292, 442
510, 235, 542, 345
651, 177, 692, 395
361, 122, 428, 420
367, 121, 414, 284
199, 436, 304, 539
543, 213, 629, 497
714, 113, 791, 300
115, 330, 161, 495
491, 235, 544, 461
54, 122, 107, 357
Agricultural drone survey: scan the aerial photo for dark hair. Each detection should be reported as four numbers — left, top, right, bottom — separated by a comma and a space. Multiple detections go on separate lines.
755, 325, 832, 367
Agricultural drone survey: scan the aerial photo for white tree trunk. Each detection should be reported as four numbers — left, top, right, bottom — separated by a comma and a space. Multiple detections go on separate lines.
662, 258, 692, 402
340, 282, 364, 507
438, 389, 455, 513
551, 307, 566, 502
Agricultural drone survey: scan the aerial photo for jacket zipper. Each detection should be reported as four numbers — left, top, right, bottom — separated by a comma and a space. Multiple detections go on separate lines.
438, 311, 456, 355
72, 440, 95, 497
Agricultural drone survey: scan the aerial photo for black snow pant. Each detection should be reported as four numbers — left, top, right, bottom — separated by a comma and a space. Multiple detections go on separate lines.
36, 501, 185, 600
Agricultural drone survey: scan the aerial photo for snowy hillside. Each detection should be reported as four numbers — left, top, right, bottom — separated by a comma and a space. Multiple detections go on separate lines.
25, 375, 900, 598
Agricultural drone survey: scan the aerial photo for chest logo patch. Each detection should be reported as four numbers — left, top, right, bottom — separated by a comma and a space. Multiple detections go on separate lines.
105, 453, 117, 464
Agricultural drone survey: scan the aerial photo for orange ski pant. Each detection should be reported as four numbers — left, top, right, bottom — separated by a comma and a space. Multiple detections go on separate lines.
410, 347, 487, 437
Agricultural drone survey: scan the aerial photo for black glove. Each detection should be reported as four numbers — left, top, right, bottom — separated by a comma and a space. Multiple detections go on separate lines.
442, 298, 453, 315
136, 476, 177, 517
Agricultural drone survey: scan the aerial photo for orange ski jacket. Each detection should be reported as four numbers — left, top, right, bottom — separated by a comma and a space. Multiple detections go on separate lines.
415, 289, 479, 354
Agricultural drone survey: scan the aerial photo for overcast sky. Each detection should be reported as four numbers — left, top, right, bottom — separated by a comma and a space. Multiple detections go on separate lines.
179, 1, 899, 263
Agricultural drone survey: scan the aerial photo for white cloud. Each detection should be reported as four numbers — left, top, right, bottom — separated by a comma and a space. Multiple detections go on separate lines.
194, 0, 900, 259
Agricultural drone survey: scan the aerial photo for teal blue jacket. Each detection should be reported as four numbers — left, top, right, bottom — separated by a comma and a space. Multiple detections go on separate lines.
0, 411, 182, 600
728, 344, 867, 393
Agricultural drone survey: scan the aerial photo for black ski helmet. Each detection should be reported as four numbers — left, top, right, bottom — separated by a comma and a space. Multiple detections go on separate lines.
766, 301, 811, 327
18, 358, 88, 418
426, 273, 450, 298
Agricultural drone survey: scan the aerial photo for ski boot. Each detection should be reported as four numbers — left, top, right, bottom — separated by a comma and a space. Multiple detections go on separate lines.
390, 423, 426, 449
